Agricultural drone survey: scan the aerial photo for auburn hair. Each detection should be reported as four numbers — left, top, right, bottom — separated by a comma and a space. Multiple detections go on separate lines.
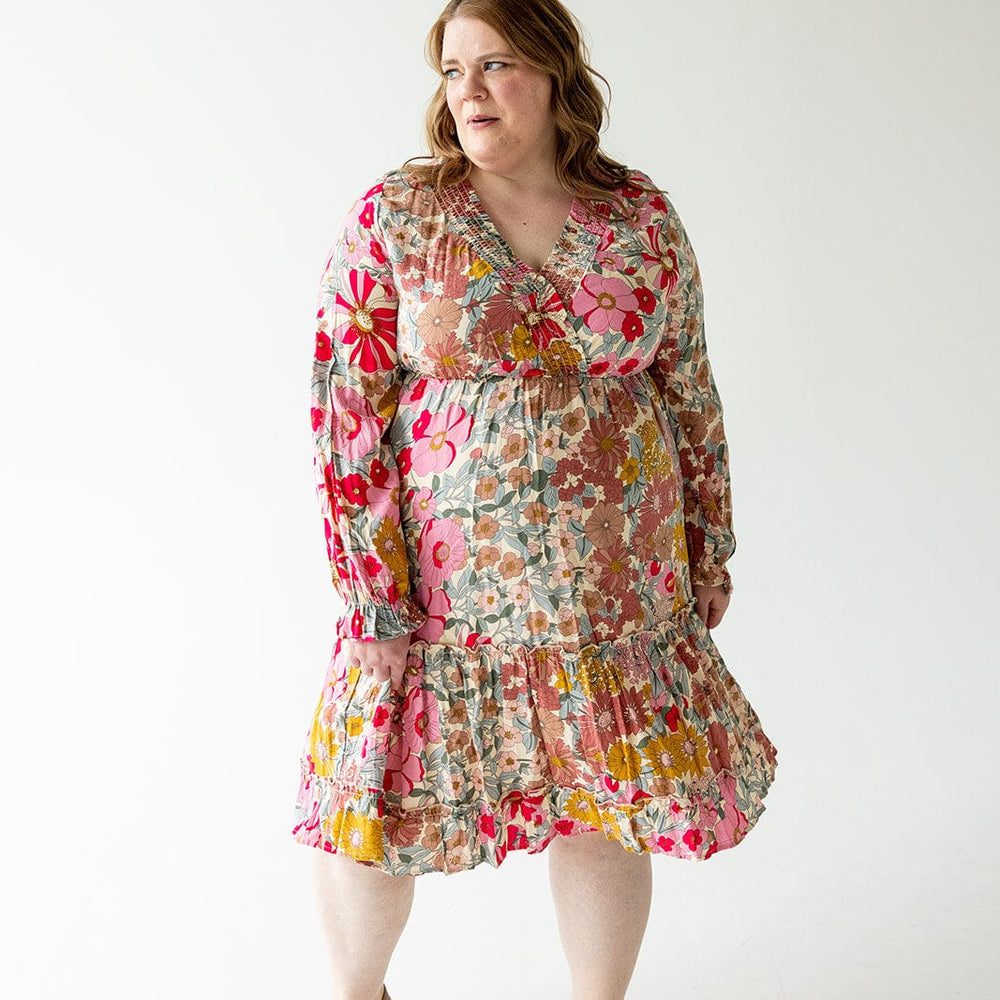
404, 0, 661, 212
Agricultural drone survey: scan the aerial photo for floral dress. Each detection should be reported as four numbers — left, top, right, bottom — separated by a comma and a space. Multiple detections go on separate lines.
290, 165, 778, 876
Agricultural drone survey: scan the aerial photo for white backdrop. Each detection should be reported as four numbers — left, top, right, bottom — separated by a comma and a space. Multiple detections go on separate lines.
2, 1, 998, 998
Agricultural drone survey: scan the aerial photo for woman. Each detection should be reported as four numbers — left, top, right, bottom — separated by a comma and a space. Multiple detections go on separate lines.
292, 1, 778, 997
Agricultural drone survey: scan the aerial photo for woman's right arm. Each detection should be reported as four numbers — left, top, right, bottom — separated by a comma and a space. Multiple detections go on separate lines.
310, 179, 427, 663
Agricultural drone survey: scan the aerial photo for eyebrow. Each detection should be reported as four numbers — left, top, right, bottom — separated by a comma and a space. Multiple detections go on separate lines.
440, 51, 517, 67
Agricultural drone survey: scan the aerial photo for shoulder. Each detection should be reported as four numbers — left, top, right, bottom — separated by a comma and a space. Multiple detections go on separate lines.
359, 164, 443, 223
616, 166, 678, 221
623, 167, 697, 249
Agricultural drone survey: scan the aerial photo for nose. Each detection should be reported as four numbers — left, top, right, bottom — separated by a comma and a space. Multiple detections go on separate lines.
456, 70, 486, 101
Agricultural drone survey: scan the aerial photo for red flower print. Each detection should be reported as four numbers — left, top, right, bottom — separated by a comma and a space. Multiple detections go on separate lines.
621, 311, 645, 342
518, 289, 566, 351
368, 238, 386, 265
633, 286, 656, 314
332, 269, 397, 374
339, 473, 368, 506
395, 447, 412, 476
682, 828, 704, 851
505, 824, 529, 851
369, 457, 393, 488
314, 329, 332, 362
665, 704, 680, 732
640, 224, 681, 293
409, 378, 428, 402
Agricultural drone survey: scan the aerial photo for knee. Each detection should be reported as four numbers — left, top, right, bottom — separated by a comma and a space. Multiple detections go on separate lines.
550, 830, 621, 855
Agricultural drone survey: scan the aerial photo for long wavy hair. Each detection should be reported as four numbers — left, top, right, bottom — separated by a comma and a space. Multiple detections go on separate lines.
404, 0, 659, 212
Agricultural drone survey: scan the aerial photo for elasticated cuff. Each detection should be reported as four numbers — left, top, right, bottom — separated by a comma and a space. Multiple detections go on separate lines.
335, 593, 429, 641
690, 562, 733, 596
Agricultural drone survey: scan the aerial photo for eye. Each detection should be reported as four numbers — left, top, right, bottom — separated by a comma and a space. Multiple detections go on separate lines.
484, 61, 507, 71
443, 68, 459, 79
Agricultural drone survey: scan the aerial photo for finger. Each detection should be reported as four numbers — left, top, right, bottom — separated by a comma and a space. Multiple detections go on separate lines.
347, 654, 371, 677
391, 661, 408, 692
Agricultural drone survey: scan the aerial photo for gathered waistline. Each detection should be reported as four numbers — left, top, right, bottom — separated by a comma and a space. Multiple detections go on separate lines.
400, 368, 655, 383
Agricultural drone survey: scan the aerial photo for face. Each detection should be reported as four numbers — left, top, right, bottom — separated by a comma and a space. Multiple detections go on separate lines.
440, 17, 557, 180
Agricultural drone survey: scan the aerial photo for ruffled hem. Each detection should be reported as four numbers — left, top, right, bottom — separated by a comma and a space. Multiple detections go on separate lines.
292, 766, 769, 877
294, 600, 777, 877
335, 593, 429, 641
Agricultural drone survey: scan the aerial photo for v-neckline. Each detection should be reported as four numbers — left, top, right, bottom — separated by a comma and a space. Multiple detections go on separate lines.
461, 177, 581, 278
438, 176, 612, 309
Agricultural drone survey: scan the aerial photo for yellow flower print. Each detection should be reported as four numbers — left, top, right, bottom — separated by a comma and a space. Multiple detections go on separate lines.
577, 647, 624, 698
540, 340, 582, 373
672, 586, 686, 615
565, 789, 602, 827
372, 518, 410, 589
467, 258, 493, 280
606, 739, 643, 781
345, 715, 366, 738
307, 712, 340, 778
329, 804, 384, 863
620, 456, 640, 485
552, 657, 574, 694
511, 324, 536, 360
673, 520, 687, 556
644, 441, 670, 476
643, 732, 684, 779
664, 723, 711, 777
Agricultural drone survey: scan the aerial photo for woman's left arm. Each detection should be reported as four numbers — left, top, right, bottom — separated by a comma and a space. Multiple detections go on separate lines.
648, 197, 736, 601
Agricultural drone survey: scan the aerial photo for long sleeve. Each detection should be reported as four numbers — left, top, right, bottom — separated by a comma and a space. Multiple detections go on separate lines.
310, 180, 428, 640
648, 197, 736, 595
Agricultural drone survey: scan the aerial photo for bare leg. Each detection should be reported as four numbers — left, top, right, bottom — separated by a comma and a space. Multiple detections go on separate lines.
547, 831, 653, 1000
312, 849, 416, 1000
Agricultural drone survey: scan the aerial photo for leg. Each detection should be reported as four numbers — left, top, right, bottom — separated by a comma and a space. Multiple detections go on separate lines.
312, 848, 416, 1000
547, 831, 653, 1000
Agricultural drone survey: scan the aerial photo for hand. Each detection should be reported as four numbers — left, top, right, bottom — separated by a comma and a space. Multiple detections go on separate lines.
692, 583, 730, 630
343, 633, 413, 693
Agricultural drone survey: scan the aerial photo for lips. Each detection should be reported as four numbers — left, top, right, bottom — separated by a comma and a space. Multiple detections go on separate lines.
467, 115, 498, 124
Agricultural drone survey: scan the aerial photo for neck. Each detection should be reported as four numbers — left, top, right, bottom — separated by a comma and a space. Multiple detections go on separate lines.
468, 156, 565, 204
